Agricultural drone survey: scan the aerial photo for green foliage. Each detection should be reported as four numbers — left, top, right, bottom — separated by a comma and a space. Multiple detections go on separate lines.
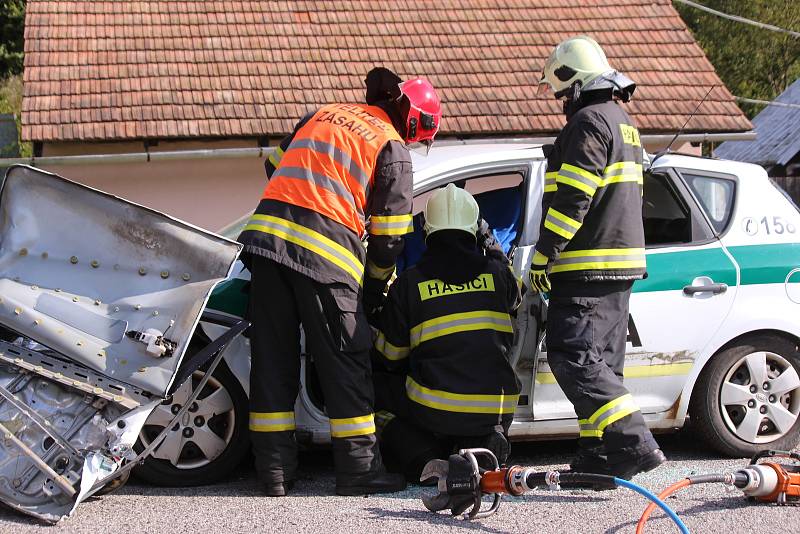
0, 74, 31, 157
0, 0, 25, 77
675, 1, 800, 118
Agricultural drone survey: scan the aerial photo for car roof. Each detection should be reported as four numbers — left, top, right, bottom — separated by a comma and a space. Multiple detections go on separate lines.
649, 152, 770, 181
411, 142, 545, 183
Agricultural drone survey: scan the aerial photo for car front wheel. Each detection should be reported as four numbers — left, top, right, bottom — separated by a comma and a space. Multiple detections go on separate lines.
134, 362, 249, 486
692, 334, 800, 456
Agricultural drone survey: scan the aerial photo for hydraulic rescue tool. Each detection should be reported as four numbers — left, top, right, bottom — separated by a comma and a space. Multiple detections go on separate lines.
419, 448, 688, 532
421, 448, 800, 533
636, 450, 800, 533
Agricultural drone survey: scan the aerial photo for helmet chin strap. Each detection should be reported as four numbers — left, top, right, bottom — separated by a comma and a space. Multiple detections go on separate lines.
559, 82, 584, 120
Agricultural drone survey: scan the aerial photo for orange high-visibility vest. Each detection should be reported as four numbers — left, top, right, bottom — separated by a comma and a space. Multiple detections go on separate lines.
262, 104, 403, 236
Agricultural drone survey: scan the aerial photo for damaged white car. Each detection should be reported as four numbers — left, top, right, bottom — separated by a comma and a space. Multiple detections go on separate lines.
0, 165, 243, 522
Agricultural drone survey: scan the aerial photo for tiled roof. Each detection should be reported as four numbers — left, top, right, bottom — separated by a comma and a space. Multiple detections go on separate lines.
22, 0, 752, 142
715, 78, 800, 166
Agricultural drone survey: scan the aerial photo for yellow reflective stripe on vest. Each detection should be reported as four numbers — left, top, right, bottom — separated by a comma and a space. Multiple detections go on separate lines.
369, 214, 414, 236
544, 207, 582, 240
578, 394, 639, 438
406, 376, 518, 414
409, 310, 513, 348
268, 146, 285, 168
375, 331, 410, 361
545, 171, 558, 193
329, 414, 376, 438
244, 214, 364, 284
249, 411, 295, 432
550, 248, 646, 274
288, 138, 371, 190
556, 163, 602, 196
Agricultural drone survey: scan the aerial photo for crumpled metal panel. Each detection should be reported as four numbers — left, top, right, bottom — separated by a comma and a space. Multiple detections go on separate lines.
0, 165, 242, 396
0, 165, 242, 522
0, 352, 126, 522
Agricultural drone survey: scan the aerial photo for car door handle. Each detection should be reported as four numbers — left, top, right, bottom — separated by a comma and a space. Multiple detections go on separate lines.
683, 283, 728, 295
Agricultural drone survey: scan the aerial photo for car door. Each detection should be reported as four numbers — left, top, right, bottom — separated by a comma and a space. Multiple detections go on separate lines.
532, 166, 739, 419
397, 159, 545, 421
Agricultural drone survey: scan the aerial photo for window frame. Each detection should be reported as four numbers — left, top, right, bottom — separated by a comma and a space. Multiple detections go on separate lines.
676, 168, 739, 238
413, 162, 533, 258
643, 168, 717, 249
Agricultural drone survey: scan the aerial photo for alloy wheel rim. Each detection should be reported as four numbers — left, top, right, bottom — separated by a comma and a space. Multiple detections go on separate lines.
139, 371, 236, 469
719, 351, 800, 444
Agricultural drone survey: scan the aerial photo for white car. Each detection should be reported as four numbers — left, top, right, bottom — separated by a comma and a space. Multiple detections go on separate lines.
134, 144, 800, 486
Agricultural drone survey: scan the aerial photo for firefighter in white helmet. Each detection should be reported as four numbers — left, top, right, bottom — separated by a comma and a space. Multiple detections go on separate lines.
532, 35, 664, 486
370, 183, 521, 482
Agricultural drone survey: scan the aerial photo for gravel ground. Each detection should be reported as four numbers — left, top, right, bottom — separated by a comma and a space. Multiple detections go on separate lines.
1, 433, 798, 534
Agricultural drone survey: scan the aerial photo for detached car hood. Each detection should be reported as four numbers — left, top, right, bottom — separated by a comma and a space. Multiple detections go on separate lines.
0, 165, 241, 521
0, 165, 241, 396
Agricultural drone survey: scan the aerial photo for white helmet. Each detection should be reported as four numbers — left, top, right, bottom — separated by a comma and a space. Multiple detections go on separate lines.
540, 35, 613, 95
423, 183, 479, 238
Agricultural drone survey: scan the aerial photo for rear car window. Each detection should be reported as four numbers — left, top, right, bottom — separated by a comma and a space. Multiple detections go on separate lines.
682, 173, 736, 234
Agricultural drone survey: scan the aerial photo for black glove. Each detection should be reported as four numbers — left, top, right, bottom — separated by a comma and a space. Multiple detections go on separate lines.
362, 275, 388, 323
476, 218, 509, 265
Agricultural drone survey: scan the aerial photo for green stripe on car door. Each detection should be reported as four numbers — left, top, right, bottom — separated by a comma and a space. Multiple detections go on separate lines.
633, 247, 736, 293
727, 243, 800, 285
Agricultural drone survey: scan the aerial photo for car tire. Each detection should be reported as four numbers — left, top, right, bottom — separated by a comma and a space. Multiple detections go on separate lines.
691, 334, 800, 457
134, 361, 250, 486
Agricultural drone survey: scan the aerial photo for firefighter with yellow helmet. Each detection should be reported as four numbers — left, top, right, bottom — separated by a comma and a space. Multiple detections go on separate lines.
371, 184, 521, 482
531, 36, 665, 483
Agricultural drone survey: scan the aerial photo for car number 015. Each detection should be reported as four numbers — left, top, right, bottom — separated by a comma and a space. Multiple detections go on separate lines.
742, 216, 796, 236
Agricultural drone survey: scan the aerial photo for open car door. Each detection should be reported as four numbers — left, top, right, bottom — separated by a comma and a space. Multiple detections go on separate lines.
0, 165, 242, 522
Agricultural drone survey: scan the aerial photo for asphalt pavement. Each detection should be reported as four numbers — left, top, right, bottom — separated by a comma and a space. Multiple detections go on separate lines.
1, 432, 798, 534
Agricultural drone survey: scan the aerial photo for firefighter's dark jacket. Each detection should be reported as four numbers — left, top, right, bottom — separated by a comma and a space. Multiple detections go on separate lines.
373, 234, 522, 436
238, 102, 413, 291
535, 95, 646, 282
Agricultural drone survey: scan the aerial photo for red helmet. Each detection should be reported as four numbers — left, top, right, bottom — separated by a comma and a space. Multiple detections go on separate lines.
398, 78, 442, 147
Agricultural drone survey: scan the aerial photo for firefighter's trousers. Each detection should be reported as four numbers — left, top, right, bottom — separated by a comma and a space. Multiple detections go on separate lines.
373, 370, 510, 481
247, 256, 381, 485
546, 280, 659, 464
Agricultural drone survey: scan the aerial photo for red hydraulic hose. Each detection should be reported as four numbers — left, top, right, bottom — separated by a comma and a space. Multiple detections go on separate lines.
636, 478, 691, 534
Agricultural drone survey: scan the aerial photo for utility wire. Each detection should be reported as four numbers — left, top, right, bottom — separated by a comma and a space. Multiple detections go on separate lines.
735, 95, 800, 110
673, 0, 800, 39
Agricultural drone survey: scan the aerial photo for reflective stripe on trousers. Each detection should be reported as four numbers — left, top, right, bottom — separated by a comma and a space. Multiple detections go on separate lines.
329, 414, 376, 438
578, 394, 640, 438
244, 214, 365, 284
250, 411, 296, 432
409, 310, 513, 348
405, 376, 518, 414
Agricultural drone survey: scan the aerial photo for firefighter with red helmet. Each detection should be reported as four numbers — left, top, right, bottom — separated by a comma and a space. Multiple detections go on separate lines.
238, 67, 442, 496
